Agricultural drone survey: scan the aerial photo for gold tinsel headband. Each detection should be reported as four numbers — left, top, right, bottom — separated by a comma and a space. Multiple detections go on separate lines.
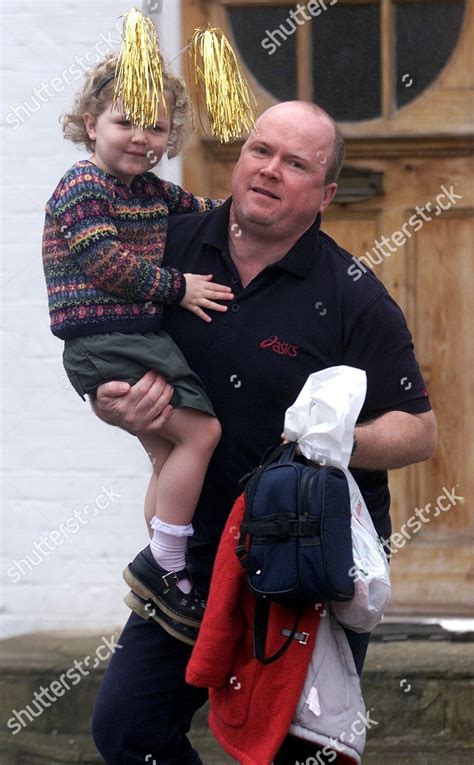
112, 7, 255, 142
112, 7, 165, 129
189, 25, 256, 144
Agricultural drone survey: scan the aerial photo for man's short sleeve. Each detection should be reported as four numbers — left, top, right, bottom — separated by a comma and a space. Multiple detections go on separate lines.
344, 292, 432, 419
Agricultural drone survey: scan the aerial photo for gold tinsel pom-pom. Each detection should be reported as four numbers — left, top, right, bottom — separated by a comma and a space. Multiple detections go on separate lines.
190, 25, 256, 143
113, 7, 165, 129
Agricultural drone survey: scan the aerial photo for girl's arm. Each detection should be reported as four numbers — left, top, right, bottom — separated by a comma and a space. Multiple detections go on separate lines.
158, 178, 224, 215
50, 169, 185, 305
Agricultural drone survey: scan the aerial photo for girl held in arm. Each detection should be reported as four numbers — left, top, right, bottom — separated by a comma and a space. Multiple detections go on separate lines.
42, 54, 232, 641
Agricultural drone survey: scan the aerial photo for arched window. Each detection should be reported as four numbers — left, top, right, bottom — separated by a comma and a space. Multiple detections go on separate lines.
226, 0, 465, 121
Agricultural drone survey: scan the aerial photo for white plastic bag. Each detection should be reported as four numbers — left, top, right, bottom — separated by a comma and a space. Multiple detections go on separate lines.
283, 366, 391, 633
283, 365, 367, 469
330, 469, 391, 633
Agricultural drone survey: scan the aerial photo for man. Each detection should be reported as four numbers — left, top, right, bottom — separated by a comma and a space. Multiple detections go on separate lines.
91, 102, 437, 764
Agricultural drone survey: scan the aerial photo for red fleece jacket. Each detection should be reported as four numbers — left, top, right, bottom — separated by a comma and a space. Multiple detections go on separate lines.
186, 495, 322, 765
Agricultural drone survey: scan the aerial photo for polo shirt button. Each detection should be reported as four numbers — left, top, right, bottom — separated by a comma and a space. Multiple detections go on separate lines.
231, 276, 240, 285
231, 303, 240, 313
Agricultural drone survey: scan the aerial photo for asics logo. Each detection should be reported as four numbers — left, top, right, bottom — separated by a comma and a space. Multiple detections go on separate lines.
259, 335, 299, 357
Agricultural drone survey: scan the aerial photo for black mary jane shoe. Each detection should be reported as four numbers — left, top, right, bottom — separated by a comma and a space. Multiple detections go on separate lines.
123, 591, 198, 647
123, 546, 206, 628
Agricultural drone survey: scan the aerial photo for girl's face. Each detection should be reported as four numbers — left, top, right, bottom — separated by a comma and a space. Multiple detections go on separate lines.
83, 96, 172, 186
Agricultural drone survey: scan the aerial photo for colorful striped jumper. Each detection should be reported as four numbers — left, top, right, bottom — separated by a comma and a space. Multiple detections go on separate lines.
42, 160, 216, 340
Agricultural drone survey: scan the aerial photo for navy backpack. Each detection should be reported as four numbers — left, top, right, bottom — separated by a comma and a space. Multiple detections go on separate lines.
236, 442, 354, 663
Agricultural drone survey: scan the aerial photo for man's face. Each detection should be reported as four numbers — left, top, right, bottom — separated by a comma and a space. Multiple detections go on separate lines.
83, 97, 171, 186
231, 104, 337, 238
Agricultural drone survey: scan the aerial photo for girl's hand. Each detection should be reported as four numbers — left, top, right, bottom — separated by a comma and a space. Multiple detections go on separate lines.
180, 273, 234, 322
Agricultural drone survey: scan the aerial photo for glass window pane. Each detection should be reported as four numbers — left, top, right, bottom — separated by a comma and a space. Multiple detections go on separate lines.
311, 4, 381, 121
227, 6, 297, 102
396, 1, 465, 108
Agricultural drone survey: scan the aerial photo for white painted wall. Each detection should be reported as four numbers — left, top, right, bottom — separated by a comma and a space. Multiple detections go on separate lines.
1, 0, 184, 637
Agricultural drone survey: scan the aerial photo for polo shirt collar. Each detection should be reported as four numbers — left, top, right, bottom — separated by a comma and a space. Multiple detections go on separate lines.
203, 197, 322, 278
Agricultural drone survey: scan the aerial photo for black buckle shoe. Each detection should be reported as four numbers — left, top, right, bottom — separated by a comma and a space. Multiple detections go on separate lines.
123, 546, 206, 628
124, 591, 198, 646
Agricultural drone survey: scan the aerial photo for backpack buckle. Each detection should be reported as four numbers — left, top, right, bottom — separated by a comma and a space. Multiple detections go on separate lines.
235, 545, 247, 561
281, 628, 310, 645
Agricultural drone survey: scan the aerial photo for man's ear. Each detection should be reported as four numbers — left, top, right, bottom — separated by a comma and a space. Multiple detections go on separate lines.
83, 112, 97, 141
319, 183, 338, 213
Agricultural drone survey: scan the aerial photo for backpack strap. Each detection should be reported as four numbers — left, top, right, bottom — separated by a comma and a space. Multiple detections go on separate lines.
253, 599, 305, 664
238, 442, 289, 487
240, 517, 321, 539
235, 442, 288, 565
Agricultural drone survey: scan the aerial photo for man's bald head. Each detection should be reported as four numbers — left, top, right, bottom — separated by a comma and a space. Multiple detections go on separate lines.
252, 101, 344, 185
231, 100, 340, 243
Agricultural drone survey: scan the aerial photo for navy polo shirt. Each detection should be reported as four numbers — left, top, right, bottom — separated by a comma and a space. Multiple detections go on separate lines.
162, 199, 431, 573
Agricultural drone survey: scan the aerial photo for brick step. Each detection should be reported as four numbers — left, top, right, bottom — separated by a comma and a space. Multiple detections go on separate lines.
360, 640, 474, 749
0, 632, 114, 737
362, 737, 474, 765
0, 732, 102, 765
1, 631, 473, 763
0, 728, 234, 765
0, 714, 233, 765
2, 730, 473, 765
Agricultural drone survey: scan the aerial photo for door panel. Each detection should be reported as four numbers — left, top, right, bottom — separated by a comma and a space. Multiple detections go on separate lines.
315, 164, 474, 615
181, 0, 474, 615
320, 214, 381, 262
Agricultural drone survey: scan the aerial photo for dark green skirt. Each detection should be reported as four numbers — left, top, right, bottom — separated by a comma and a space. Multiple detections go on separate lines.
63, 331, 215, 416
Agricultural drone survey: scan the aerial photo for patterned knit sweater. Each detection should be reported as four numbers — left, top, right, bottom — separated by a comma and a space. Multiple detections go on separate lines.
42, 160, 217, 340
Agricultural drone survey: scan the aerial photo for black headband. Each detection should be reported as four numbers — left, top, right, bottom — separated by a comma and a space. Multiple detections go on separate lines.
93, 73, 115, 97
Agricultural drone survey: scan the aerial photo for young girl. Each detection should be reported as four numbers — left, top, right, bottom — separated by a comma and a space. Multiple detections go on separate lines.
42, 54, 233, 640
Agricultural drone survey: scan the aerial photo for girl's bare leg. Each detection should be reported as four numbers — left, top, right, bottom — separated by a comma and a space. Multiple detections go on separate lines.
139, 408, 221, 526
144, 474, 158, 537
138, 408, 221, 592
142, 440, 172, 535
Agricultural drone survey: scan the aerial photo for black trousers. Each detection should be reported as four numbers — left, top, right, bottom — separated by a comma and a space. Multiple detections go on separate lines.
92, 612, 369, 764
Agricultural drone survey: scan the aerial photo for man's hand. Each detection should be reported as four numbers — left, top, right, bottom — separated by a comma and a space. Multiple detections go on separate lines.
91, 371, 174, 435
180, 273, 234, 323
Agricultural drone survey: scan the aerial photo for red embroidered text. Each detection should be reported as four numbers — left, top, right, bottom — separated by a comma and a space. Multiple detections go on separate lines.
259, 335, 299, 357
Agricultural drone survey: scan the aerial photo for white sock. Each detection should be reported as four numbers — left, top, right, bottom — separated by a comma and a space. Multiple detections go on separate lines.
149, 518, 193, 594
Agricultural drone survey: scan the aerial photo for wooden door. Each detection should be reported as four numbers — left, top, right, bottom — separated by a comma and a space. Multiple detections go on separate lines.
181, 0, 474, 615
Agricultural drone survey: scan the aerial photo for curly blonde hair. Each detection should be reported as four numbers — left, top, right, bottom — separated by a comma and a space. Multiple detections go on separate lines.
61, 54, 190, 159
